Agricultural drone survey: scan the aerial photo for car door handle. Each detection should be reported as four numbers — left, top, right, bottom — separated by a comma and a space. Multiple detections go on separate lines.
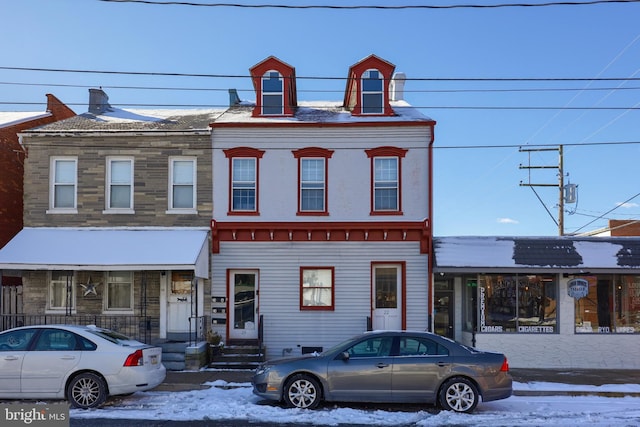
3, 356, 19, 361
376, 363, 390, 368
61, 356, 76, 360
437, 362, 449, 367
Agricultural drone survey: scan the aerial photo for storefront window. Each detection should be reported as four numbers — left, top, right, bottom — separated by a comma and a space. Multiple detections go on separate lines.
574, 275, 639, 334
478, 274, 557, 333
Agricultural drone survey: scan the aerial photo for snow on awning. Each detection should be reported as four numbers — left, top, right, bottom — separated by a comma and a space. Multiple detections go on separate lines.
0, 228, 210, 278
433, 236, 640, 272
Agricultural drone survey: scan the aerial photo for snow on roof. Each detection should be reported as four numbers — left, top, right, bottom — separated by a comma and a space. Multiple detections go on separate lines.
433, 236, 640, 271
94, 108, 223, 123
213, 100, 434, 124
0, 111, 51, 128
0, 228, 210, 277
23, 107, 225, 132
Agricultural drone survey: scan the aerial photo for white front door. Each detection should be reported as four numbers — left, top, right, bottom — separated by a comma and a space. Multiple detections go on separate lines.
167, 271, 194, 340
372, 264, 403, 330
229, 270, 259, 340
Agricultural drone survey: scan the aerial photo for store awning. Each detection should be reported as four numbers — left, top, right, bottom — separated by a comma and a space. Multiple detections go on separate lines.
0, 228, 210, 278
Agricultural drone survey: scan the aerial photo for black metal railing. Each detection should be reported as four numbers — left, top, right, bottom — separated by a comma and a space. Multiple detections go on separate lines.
258, 314, 264, 353
189, 315, 205, 346
0, 314, 152, 343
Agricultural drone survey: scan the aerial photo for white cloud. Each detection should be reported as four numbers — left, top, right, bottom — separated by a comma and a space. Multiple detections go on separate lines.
616, 202, 639, 209
497, 218, 519, 224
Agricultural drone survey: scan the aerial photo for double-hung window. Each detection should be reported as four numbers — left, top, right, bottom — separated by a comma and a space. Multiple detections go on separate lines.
367, 146, 407, 214
105, 271, 133, 312
48, 271, 75, 312
232, 158, 257, 212
374, 157, 399, 211
293, 147, 333, 215
224, 147, 264, 214
169, 157, 196, 212
50, 157, 77, 212
106, 157, 133, 211
361, 69, 383, 114
300, 267, 334, 311
301, 159, 325, 212
262, 71, 283, 115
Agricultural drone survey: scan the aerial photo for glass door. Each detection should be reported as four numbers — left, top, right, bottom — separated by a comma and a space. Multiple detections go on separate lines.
229, 270, 259, 340
372, 264, 402, 330
434, 279, 454, 339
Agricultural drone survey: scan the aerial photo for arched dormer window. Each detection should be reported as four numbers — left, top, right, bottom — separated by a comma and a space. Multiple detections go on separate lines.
343, 55, 395, 117
262, 70, 284, 115
361, 69, 384, 114
250, 56, 297, 117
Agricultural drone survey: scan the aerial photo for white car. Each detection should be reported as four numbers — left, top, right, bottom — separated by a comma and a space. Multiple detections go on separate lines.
0, 324, 166, 408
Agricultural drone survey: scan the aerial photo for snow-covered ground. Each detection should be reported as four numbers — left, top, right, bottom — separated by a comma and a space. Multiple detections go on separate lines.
70, 380, 640, 427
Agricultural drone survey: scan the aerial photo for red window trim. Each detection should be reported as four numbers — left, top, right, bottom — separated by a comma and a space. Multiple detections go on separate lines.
365, 146, 408, 215
300, 266, 335, 311
293, 147, 334, 215
224, 147, 265, 215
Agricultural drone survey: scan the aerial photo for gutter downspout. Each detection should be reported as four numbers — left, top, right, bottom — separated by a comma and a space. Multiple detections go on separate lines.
427, 123, 436, 332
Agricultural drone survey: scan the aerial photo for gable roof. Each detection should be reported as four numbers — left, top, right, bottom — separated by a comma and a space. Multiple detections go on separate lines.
433, 236, 640, 272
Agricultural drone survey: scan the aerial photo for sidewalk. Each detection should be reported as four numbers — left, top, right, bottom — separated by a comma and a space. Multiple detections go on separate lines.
155, 368, 640, 397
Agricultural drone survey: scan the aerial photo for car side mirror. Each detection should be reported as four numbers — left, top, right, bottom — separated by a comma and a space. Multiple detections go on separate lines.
340, 351, 350, 361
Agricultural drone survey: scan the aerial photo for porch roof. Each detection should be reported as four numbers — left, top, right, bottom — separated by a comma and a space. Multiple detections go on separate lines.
0, 228, 210, 278
433, 236, 640, 273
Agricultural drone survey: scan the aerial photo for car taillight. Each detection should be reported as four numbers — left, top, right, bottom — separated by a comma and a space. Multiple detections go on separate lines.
500, 357, 509, 372
124, 349, 144, 367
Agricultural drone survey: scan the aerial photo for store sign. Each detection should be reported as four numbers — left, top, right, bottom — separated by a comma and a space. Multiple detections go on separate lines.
567, 278, 589, 299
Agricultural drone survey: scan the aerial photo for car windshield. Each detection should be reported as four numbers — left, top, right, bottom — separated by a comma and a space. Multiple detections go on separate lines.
85, 327, 141, 346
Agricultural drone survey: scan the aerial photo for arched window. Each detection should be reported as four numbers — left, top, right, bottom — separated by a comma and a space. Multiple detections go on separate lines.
262, 71, 283, 115
361, 69, 383, 114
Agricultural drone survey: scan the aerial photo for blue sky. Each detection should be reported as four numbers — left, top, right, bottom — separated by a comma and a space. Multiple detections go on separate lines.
2, 0, 639, 236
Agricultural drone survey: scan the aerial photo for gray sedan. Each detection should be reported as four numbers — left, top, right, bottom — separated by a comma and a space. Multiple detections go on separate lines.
252, 330, 512, 413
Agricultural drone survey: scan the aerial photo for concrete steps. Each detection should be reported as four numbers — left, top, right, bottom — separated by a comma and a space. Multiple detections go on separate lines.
209, 344, 265, 370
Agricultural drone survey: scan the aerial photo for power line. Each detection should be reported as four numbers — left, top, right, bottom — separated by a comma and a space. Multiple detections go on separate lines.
2, 101, 640, 110
98, 0, 640, 10
2, 80, 640, 94
2, 65, 640, 82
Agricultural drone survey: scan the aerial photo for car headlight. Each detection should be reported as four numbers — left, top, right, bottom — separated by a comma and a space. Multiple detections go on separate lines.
255, 365, 271, 376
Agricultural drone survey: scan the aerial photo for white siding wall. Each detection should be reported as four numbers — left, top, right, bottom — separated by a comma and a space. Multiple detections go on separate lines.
212, 126, 431, 222
212, 241, 428, 360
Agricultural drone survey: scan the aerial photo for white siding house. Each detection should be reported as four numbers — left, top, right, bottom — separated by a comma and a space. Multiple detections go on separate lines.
210, 55, 436, 359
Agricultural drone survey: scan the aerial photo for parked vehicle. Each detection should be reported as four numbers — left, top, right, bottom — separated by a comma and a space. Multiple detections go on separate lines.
252, 330, 512, 413
0, 324, 166, 408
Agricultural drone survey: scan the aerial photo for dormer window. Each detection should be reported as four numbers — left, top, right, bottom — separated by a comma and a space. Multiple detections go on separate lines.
250, 56, 297, 117
262, 71, 283, 115
361, 69, 383, 114
343, 55, 396, 117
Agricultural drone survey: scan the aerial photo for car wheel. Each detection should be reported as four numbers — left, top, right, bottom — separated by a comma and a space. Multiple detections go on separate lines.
66, 372, 107, 409
283, 374, 321, 409
439, 377, 479, 413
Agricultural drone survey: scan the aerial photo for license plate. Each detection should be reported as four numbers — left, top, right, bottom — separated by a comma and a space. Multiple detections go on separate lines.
150, 355, 158, 365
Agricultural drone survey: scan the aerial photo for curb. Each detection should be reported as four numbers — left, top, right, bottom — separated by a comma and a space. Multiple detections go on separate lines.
513, 390, 640, 397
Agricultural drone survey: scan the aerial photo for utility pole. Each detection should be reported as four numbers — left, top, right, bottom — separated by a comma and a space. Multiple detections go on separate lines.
519, 145, 565, 236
